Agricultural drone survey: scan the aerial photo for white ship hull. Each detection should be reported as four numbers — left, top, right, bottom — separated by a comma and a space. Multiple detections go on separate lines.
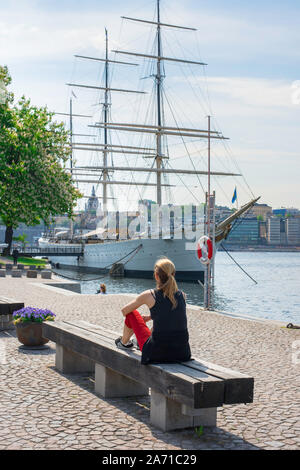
39, 237, 217, 282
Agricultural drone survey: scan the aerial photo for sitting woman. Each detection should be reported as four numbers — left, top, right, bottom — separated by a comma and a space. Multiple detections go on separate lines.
115, 258, 191, 365
96, 283, 107, 295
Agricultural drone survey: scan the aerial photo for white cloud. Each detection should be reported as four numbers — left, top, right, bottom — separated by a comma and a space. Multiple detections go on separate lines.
1, 0, 299, 209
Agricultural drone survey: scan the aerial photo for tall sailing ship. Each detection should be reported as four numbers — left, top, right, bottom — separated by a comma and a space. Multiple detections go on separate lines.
39, 0, 259, 282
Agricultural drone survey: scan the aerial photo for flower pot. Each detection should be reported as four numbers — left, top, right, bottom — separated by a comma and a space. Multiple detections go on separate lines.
15, 322, 49, 347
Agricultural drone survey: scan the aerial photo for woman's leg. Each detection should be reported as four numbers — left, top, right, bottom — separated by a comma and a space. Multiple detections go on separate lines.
121, 324, 134, 345
124, 310, 151, 350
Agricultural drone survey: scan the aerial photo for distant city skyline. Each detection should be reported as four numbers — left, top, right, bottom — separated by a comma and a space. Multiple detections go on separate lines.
1, 0, 299, 209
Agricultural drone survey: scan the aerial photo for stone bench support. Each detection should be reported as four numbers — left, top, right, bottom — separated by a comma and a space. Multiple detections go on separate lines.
55, 344, 94, 374
150, 389, 217, 431
0, 314, 14, 331
95, 363, 148, 398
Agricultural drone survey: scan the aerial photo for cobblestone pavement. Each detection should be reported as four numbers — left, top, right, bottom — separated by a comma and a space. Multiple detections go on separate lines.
0, 276, 299, 450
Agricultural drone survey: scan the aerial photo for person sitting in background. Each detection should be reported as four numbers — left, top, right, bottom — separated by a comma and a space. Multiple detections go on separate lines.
115, 257, 191, 365
97, 283, 107, 294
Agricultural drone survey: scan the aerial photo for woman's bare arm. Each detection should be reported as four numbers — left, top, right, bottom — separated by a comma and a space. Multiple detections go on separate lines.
121, 290, 155, 316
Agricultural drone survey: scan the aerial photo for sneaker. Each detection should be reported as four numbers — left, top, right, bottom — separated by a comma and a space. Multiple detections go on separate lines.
115, 337, 134, 350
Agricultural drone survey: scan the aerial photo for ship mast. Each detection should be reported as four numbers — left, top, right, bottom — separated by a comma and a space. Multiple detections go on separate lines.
68, 9, 242, 210
156, 0, 163, 205
70, 97, 74, 237
103, 28, 109, 207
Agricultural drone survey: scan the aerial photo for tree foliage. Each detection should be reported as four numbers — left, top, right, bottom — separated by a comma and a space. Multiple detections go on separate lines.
0, 65, 82, 250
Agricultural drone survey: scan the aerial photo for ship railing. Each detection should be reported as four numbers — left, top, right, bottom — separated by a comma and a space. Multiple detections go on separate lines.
19, 246, 83, 255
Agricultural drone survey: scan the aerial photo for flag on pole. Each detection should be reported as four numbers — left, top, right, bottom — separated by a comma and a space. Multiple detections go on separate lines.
232, 187, 237, 204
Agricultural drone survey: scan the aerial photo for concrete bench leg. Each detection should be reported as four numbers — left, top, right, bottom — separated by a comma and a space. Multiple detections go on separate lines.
150, 390, 217, 431
0, 314, 14, 331
56, 344, 94, 374
95, 363, 149, 398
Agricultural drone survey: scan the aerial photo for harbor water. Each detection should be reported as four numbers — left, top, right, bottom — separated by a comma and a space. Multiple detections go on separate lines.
56, 251, 300, 325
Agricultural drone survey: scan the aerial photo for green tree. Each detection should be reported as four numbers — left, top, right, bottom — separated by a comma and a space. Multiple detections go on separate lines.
0, 66, 81, 254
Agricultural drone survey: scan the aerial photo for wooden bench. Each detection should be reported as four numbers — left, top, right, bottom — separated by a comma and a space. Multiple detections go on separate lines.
42, 320, 254, 432
0, 296, 24, 331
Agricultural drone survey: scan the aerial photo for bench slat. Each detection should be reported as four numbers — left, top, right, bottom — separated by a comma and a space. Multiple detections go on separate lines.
181, 359, 254, 404
0, 297, 24, 315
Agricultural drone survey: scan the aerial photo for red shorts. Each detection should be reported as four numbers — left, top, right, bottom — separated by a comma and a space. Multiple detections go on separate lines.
125, 310, 151, 350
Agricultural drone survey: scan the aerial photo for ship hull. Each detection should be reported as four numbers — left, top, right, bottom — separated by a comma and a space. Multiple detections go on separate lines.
39, 237, 216, 282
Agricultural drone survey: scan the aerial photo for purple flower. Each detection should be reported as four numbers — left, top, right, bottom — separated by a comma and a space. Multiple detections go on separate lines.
12, 306, 56, 323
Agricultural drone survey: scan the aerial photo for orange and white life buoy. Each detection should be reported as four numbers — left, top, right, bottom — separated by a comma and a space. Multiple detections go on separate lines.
197, 236, 213, 265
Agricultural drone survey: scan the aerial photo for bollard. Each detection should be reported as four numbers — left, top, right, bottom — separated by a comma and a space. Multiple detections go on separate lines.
27, 270, 37, 278
41, 270, 52, 279
11, 270, 22, 278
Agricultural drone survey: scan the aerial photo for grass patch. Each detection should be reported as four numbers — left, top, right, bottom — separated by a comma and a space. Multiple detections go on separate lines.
0, 256, 47, 266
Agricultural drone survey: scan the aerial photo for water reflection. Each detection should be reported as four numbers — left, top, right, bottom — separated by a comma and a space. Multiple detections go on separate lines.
54, 251, 300, 324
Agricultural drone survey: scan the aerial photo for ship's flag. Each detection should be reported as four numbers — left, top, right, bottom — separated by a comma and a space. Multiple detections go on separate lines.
232, 187, 237, 204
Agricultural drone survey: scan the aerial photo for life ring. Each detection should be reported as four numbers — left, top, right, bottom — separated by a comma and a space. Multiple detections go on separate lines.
197, 236, 213, 265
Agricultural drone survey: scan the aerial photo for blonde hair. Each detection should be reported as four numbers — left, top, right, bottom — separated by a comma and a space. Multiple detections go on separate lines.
100, 283, 106, 293
154, 258, 178, 309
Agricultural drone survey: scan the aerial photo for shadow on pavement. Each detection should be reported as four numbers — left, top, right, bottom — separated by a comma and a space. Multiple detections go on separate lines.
49, 366, 260, 451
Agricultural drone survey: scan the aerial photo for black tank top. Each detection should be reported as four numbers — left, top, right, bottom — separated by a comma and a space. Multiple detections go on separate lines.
141, 289, 191, 365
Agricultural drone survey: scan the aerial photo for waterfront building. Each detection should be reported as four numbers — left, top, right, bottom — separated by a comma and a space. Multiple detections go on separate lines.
225, 217, 260, 244
267, 217, 281, 244
249, 203, 272, 220
259, 221, 267, 243
286, 217, 300, 245
273, 208, 287, 218
273, 207, 300, 218
215, 206, 233, 223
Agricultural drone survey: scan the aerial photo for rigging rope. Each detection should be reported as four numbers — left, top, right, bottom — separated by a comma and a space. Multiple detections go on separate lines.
220, 243, 258, 285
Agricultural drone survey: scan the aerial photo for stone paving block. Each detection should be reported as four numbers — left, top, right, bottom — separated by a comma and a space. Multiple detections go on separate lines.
0, 278, 299, 450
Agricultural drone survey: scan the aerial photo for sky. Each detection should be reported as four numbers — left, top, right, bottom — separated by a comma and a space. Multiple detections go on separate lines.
1, 0, 300, 210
